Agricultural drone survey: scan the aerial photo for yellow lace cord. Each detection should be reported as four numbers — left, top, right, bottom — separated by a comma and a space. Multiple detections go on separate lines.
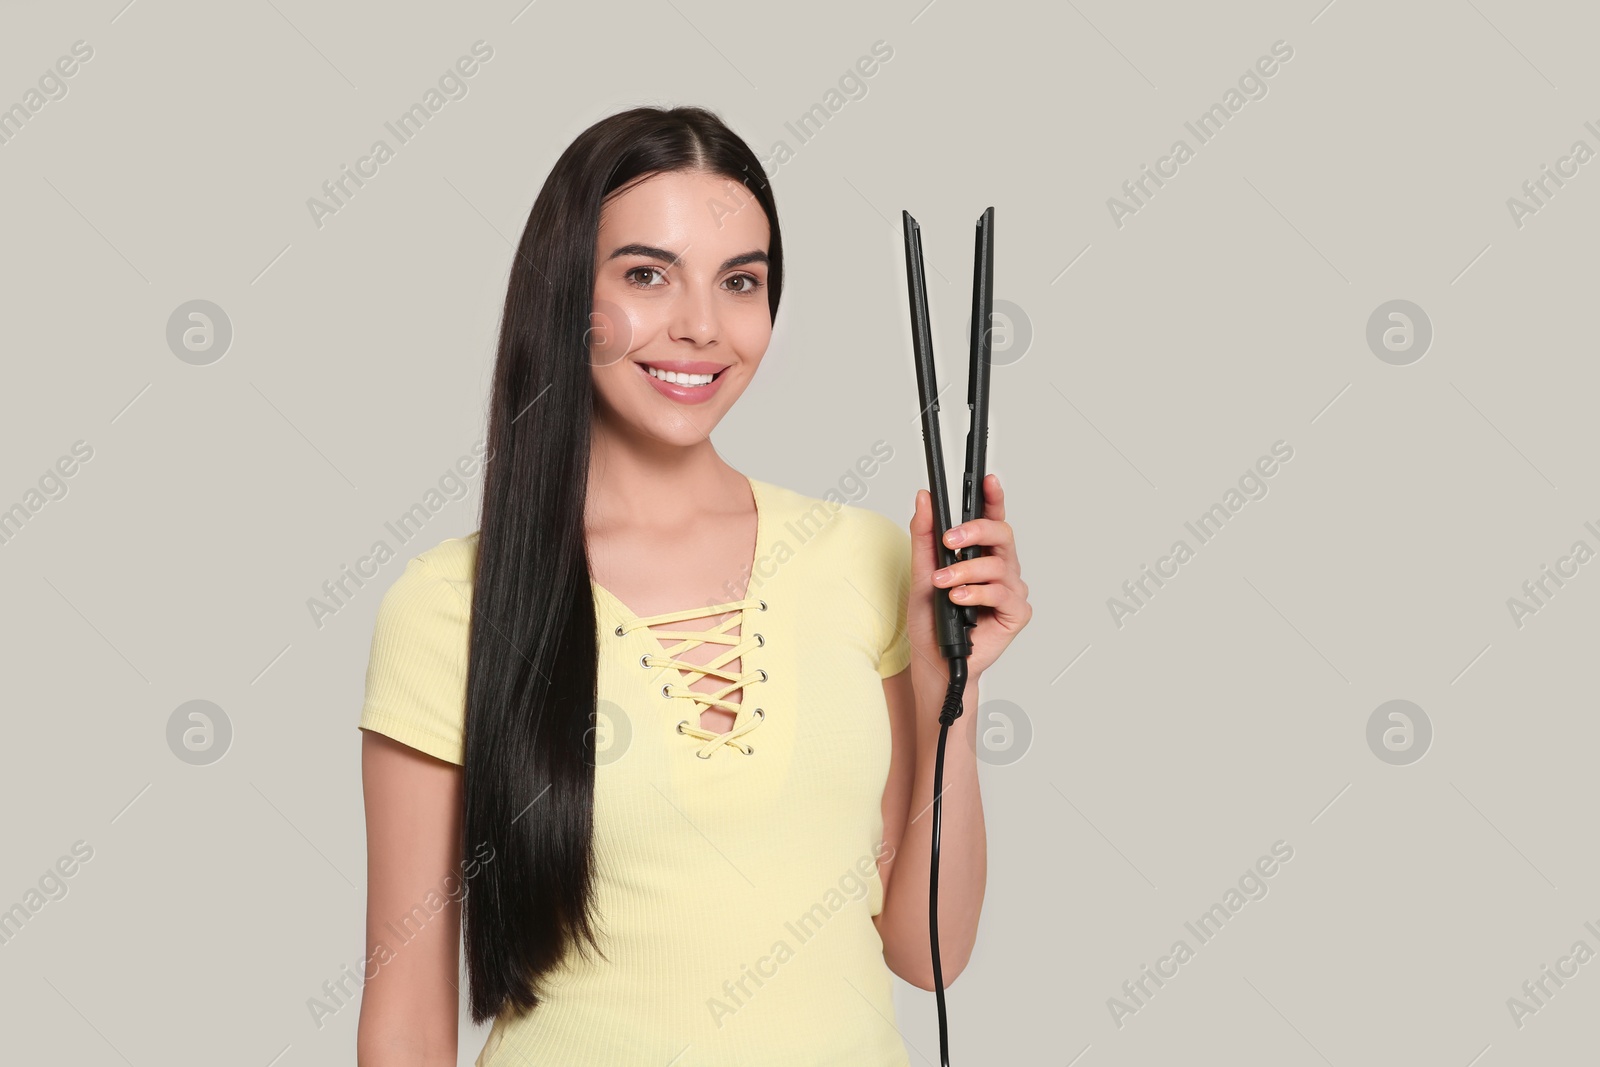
613, 596, 768, 758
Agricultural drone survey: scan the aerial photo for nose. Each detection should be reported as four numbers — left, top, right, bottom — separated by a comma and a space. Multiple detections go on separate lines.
667, 281, 718, 346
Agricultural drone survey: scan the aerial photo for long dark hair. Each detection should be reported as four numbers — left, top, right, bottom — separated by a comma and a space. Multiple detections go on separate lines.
461, 106, 784, 1024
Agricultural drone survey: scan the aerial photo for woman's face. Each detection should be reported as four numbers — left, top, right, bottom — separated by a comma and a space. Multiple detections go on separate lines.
589, 168, 773, 445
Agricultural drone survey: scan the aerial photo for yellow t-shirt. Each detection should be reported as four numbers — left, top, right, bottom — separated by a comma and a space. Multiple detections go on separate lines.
358, 475, 915, 1066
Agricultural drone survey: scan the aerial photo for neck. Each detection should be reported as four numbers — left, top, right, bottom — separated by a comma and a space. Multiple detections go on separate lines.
585, 430, 735, 533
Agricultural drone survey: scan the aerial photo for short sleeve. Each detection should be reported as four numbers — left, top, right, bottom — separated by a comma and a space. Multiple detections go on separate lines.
876, 518, 913, 679
357, 554, 470, 765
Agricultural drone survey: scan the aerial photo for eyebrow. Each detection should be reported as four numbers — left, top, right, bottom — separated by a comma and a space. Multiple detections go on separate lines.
605, 243, 769, 272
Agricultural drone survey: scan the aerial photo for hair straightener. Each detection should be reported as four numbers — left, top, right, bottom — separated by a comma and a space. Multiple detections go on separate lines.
901, 205, 993, 1066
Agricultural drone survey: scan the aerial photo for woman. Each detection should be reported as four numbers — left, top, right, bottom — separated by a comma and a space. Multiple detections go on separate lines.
356, 105, 1030, 1066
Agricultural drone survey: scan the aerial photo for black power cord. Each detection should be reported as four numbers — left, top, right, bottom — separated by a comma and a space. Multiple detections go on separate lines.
929, 656, 968, 1064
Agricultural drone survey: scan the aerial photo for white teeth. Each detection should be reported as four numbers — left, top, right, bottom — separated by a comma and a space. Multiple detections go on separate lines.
645, 365, 717, 386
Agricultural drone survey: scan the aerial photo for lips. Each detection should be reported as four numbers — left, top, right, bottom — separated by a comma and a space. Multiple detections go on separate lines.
633, 359, 730, 405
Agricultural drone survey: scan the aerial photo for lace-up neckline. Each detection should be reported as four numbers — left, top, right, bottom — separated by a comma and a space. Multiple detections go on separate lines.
590, 474, 770, 759
605, 596, 769, 758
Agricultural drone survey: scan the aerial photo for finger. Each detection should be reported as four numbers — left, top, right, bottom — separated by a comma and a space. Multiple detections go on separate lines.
983, 472, 1004, 522
930, 554, 1014, 589
945, 572, 1028, 622
909, 490, 944, 581
942, 515, 1015, 557
910, 488, 934, 537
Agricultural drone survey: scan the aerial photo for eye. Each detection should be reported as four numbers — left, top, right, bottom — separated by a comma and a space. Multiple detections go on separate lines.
625, 266, 665, 288
725, 273, 763, 295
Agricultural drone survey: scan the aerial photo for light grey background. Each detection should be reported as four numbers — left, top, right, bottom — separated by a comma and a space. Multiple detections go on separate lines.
2, 0, 1596, 1064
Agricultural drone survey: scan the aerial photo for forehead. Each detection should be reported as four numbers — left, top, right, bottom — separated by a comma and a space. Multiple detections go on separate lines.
597, 169, 770, 256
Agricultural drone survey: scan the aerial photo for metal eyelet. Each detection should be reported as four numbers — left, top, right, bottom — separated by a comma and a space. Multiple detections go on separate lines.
757, 599, 768, 611
675, 719, 689, 734
754, 633, 764, 647
614, 624, 626, 637
742, 745, 755, 755
661, 683, 673, 698
752, 707, 765, 720
696, 749, 712, 759
756, 668, 768, 682
640, 654, 652, 668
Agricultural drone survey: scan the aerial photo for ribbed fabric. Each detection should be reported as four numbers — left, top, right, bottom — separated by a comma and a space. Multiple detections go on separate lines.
358, 475, 915, 1066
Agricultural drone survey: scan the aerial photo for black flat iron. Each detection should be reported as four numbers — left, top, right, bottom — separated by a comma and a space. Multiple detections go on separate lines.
901, 205, 993, 1066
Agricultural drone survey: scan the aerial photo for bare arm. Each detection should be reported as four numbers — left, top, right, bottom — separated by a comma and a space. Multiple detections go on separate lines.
356, 730, 465, 1067
873, 663, 987, 990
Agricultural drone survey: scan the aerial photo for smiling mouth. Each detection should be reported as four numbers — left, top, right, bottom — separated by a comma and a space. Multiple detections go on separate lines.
638, 363, 724, 388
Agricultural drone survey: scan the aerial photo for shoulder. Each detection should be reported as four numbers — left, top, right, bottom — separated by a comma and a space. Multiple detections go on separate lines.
359, 531, 480, 765
752, 477, 911, 628
368, 531, 479, 645
753, 476, 909, 569
407, 530, 478, 588
753, 477, 913, 676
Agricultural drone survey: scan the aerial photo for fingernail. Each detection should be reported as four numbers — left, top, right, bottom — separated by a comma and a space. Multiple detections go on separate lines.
932, 568, 951, 583
945, 527, 965, 546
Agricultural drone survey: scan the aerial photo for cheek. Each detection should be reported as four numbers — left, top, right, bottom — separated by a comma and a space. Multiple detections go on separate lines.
728, 308, 773, 360
587, 291, 647, 368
